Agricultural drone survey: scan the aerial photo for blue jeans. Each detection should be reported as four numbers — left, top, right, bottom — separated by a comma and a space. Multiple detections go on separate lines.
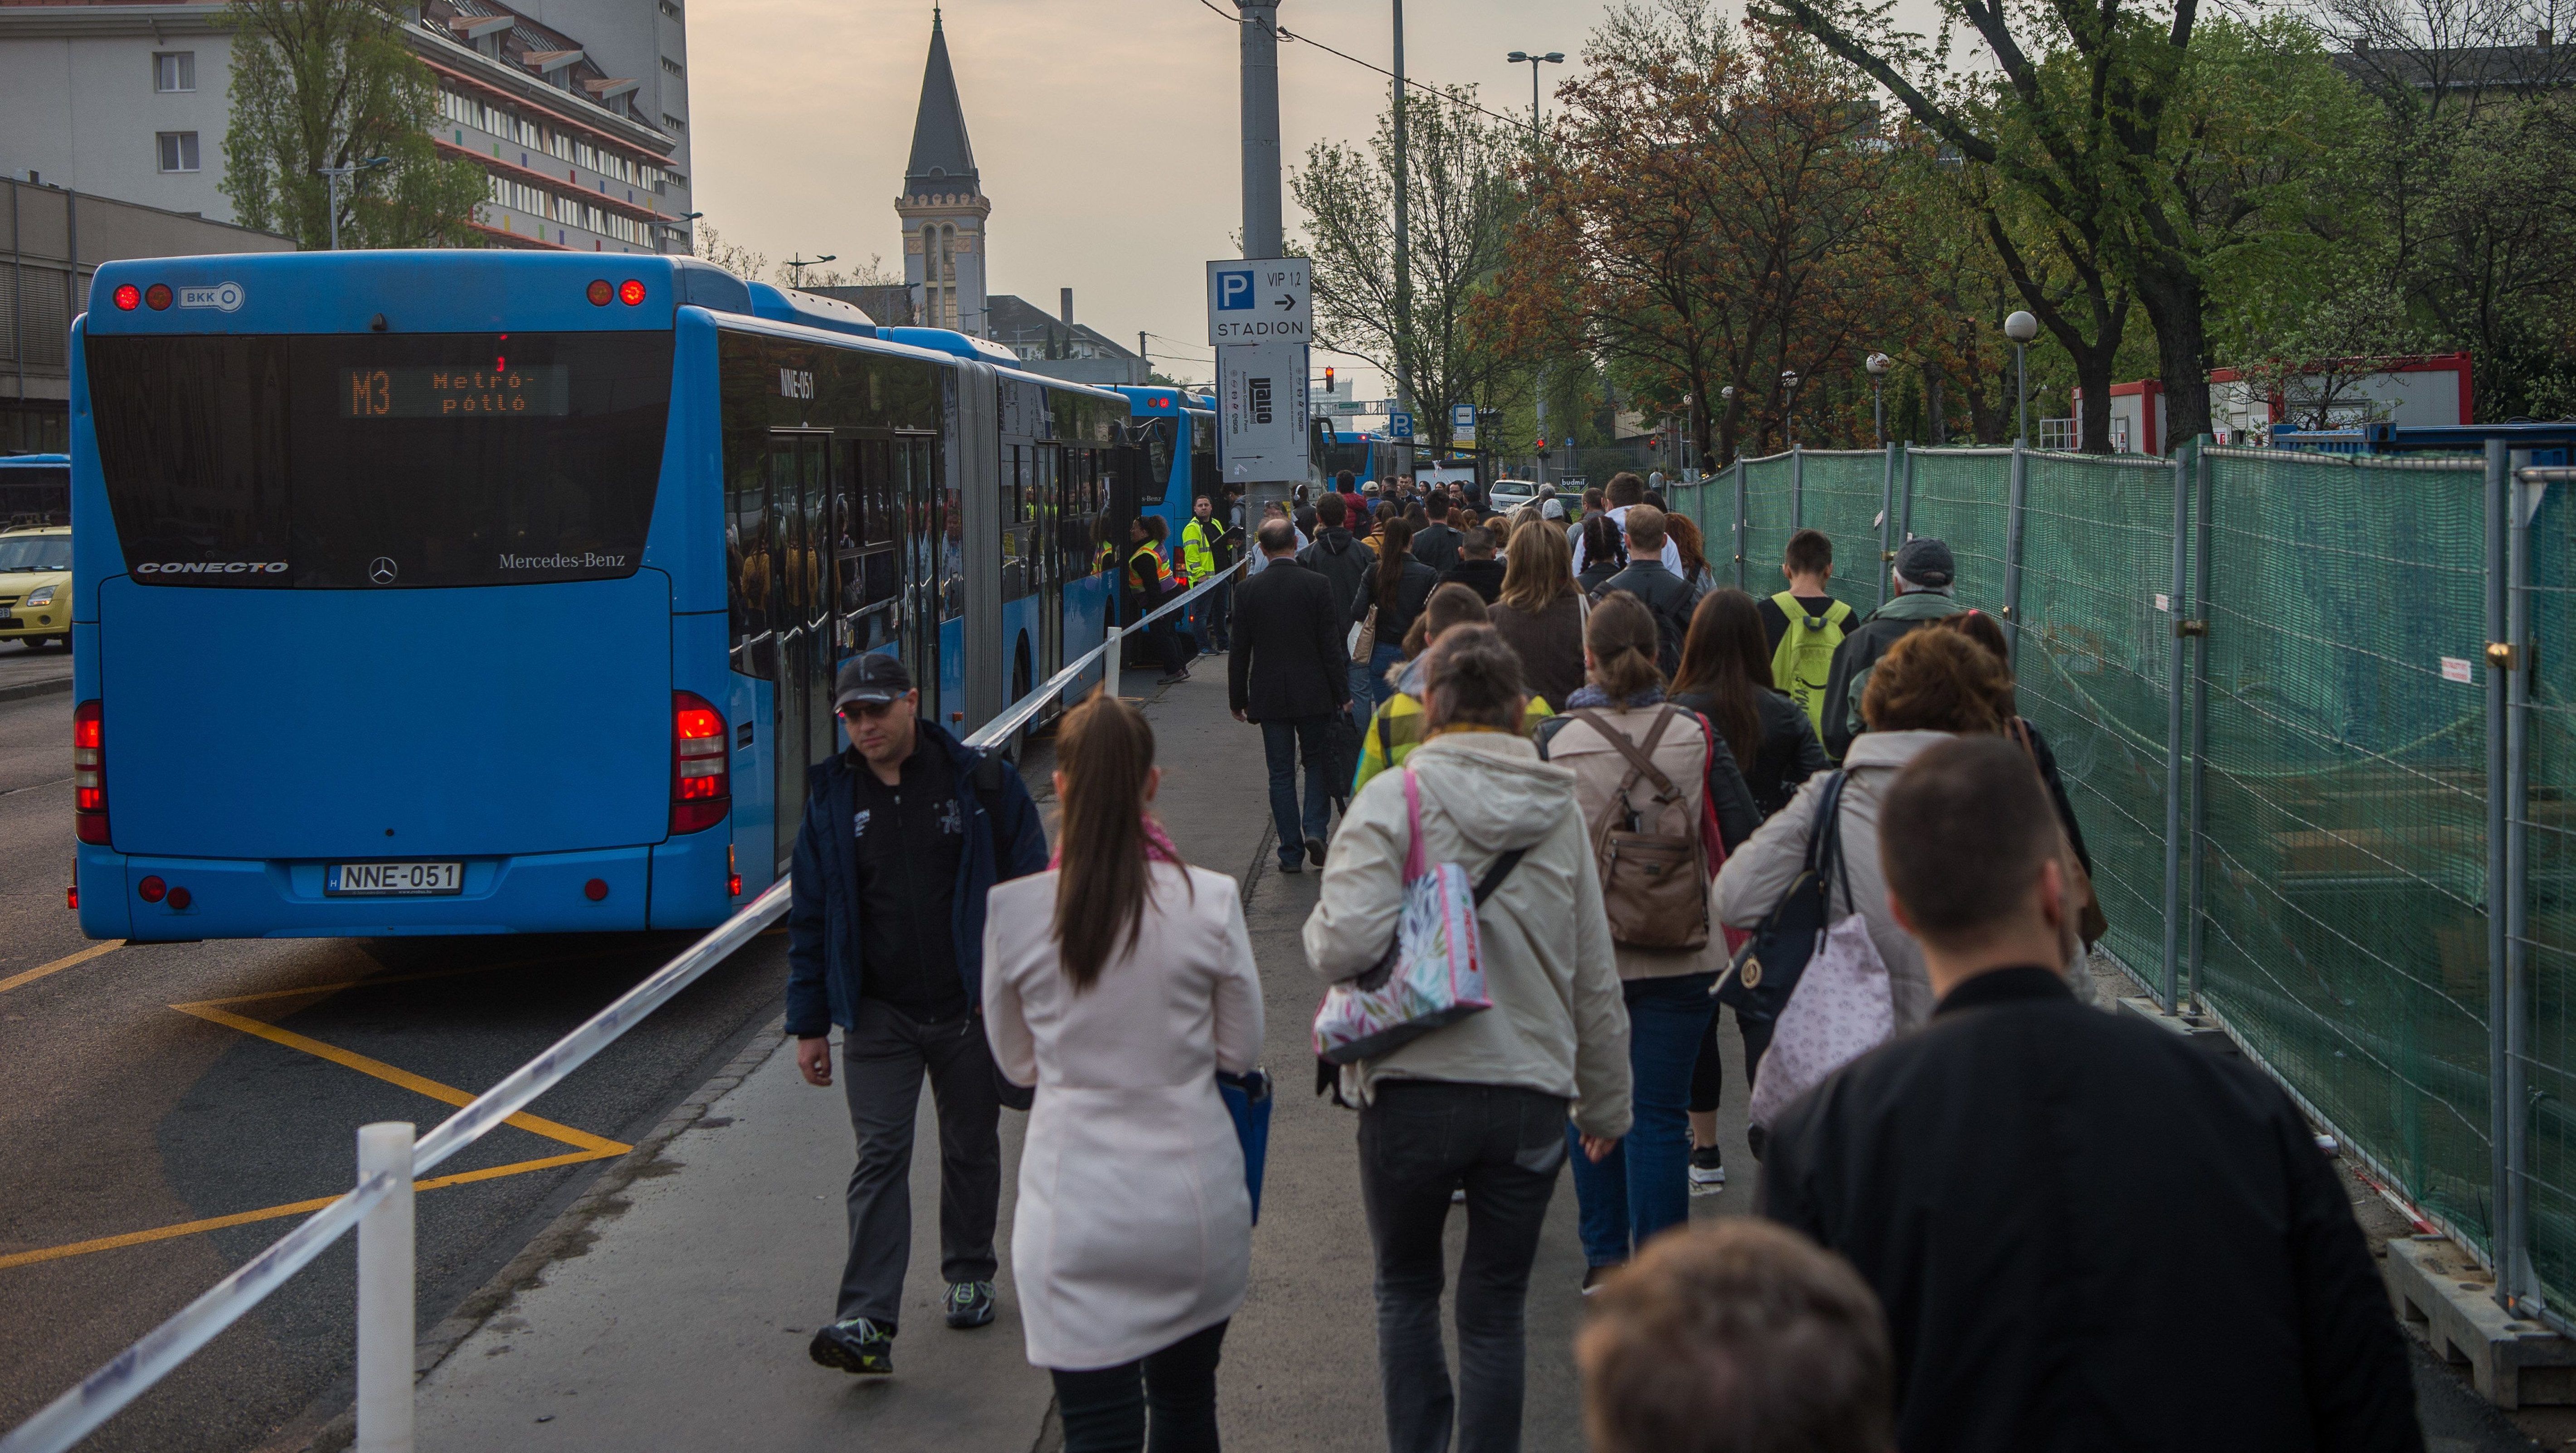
1262, 716, 1334, 865
1567, 973, 1718, 1268
1348, 658, 1375, 738
1366, 642, 1407, 714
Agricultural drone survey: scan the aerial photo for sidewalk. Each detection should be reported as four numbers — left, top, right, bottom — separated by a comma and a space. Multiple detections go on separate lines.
412, 663, 1764, 1452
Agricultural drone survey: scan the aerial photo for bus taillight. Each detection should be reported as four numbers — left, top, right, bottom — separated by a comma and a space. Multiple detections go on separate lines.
671, 691, 730, 833
73, 700, 107, 845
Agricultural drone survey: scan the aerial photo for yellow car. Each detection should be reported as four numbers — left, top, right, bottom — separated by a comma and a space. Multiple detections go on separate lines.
0, 526, 71, 651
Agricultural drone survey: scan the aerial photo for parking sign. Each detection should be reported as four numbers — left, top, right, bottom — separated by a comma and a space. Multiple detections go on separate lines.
1207, 258, 1311, 345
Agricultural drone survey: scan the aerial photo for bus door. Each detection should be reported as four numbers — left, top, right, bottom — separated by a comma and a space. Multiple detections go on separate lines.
896, 433, 942, 712
1034, 444, 1061, 692
768, 430, 830, 874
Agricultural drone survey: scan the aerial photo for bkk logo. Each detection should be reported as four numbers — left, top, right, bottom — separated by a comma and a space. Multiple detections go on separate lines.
136, 561, 286, 574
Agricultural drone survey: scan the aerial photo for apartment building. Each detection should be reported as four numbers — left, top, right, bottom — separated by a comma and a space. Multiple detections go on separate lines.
0, 0, 696, 255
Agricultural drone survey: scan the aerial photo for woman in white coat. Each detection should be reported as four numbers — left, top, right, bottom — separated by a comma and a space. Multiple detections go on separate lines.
983, 690, 1265, 1453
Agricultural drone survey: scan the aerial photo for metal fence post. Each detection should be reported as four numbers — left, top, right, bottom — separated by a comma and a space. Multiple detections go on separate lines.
2483, 437, 2509, 1293
2503, 456, 2539, 1313
2159, 446, 2191, 1016
1791, 444, 1805, 529
1899, 441, 1917, 546
1733, 458, 1748, 593
1103, 625, 1122, 703
1877, 441, 1897, 613
355, 1122, 415, 1453
2001, 438, 2029, 671
2187, 440, 2214, 1010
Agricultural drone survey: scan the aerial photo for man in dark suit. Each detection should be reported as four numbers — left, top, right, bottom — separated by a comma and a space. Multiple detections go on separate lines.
1231, 518, 1353, 873
1588, 505, 1699, 674
1758, 737, 2420, 1453
1411, 496, 1462, 573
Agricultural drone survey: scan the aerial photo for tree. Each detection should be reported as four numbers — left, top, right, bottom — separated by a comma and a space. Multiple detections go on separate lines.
774, 253, 905, 290
1291, 85, 1520, 456
219, 0, 487, 249
691, 222, 766, 281
1487, 5, 1887, 463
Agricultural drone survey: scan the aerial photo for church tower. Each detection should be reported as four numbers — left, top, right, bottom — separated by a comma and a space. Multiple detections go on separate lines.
897, 9, 989, 335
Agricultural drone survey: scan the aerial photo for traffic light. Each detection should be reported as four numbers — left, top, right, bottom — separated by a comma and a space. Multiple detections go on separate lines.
1324, 366, 1336, 394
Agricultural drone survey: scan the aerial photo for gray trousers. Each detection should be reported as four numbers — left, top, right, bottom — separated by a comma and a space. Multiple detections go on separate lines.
835, 997, 1003, 1328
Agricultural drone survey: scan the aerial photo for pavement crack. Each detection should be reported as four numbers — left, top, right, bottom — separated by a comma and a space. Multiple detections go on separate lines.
0, 775, 70, 797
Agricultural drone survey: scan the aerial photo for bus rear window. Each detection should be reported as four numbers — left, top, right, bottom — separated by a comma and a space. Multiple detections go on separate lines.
86, 332, 672, 588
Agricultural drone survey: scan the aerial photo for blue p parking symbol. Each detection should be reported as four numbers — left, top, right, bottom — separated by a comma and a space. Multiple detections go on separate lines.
1216, 270, 1255, 311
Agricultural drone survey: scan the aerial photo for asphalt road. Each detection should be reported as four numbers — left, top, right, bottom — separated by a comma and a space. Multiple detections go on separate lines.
0, 681, 794, 1453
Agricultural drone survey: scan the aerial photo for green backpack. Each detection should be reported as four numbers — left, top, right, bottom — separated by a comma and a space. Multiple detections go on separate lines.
1769, 592, 1854, 739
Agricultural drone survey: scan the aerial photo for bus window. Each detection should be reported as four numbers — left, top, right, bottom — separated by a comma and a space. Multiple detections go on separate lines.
88, 332, 669, 588
729, 448, 771, 675
1138, 417, 1175, 506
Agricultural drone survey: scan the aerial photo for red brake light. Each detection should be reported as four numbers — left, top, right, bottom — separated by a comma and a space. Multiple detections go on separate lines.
145, 284, 173, 311
73, 700, 107, 846
618, 279, 646, 306
138, 875, 166, 903
113, 284, 141, 311
586, 278, 614, 306
671, 690, 730, 833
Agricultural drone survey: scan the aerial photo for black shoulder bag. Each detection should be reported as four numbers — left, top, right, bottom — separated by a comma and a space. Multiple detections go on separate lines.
1713, 771, 1849, 1024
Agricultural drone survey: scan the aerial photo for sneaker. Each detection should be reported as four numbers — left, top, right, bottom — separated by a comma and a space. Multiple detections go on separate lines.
1688, 1144, 1728, 1195
1279, 854, 1305, 874
1158, 667, 1191, 685
809, 1317, 894, 1375
1582, 1264, 1621, 1296
944, 1280, 995, 1329
1305, 838, 1327, 868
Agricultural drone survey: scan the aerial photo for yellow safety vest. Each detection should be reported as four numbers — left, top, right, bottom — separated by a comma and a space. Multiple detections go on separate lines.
1180, 517, 1220, 583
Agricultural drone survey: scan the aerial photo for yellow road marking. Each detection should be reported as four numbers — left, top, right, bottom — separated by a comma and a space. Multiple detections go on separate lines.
0, 1148, 621, 1272
170, 1002, 627, 1157
0, 955, 640, 1272
0, 941, 122, 995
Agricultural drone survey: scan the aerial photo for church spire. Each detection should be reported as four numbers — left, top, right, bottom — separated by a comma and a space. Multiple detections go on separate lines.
904, 6, 978, 196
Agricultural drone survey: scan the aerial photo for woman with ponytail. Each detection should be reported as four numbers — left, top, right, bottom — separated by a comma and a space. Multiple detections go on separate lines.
1533, 592, 1760, 1288
982, 691, 1263, 1451
1714, 626, 2012, 1036
1349, 513, 1440, 717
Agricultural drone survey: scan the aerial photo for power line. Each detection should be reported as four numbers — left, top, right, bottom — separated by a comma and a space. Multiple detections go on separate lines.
1191, 0, 1534, 131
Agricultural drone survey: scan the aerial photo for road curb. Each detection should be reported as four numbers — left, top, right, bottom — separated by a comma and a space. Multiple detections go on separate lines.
0, 675, 72, 705
294, 1013, 793, 1453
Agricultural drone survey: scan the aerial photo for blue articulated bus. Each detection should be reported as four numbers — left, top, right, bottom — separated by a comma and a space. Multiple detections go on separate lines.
71, 251, 1149, 942
1108, 386, 1217, 545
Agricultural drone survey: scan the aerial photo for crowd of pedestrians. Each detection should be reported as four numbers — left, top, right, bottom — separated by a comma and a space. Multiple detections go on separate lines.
783, 474, 2425, 1453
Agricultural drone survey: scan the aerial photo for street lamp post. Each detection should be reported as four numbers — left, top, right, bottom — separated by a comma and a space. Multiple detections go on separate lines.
315, 156, 392, 251
1865, 352, 1891, 447
1505, 49, 1566, 137
1780, 369, 1802, 449
785, 254, 838, 289
659, 210, 704, 254
2004, 311, 2039, 445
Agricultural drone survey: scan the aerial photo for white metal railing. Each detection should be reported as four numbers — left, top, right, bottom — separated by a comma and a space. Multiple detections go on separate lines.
0, 557, 1245, 1453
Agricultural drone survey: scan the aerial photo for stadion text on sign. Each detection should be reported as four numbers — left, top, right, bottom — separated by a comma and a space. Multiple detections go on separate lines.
1206, 259, 1311, 345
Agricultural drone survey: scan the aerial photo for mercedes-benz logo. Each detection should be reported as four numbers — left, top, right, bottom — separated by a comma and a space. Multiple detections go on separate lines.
368, 557, 399, 585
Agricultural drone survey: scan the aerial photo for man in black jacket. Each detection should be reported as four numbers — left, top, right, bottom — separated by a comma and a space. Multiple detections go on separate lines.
1758, 737, 2420, 1453
1232, 519, 1352, 871
1439, 525, 1506, 603
1296, 491, 1377, 733
1410, 496, 1462, 573
788, 654, 1051, 1379
1588, 505, 1699, 674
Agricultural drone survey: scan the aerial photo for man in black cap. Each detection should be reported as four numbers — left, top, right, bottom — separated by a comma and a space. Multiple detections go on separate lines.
787, 653, 1049, 1378
1817, 535, 1967, 759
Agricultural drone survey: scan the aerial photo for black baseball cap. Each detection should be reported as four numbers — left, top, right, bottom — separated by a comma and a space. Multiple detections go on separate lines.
834, 653, 914, 711
1894, 537, 1957, 588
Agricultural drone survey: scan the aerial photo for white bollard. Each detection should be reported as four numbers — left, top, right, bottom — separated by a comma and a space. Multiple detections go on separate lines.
1103, 624, 1123, 702
355, 1122, 416, 1453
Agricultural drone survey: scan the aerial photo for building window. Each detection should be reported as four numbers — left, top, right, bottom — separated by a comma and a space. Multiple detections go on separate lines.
660, 55, 684, 76
660, 112, 686, 133
156, 131, 200, 173
658, 0, 681, 15
153, 52, 195, 92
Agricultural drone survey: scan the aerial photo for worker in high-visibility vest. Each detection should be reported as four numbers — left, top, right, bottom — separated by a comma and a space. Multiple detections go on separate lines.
1179, 493, 1234, 651
1126, 516, 1191, 683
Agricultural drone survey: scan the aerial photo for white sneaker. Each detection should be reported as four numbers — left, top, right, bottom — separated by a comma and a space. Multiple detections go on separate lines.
1687, 1146, 1727, 1195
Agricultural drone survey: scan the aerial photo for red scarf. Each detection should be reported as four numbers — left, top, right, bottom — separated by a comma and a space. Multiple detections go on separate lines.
1049, 814, 1185, 870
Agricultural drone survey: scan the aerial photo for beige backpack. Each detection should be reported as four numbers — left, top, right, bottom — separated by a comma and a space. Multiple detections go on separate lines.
1571, 706, 1711, 951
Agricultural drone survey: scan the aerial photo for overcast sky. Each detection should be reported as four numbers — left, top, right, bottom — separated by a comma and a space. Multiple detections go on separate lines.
688, 0, 1939, 396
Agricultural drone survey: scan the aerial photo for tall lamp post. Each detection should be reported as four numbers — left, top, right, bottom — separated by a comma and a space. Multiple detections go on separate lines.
315, 156, 391, 251
1780, 369, 1802, 448
1865, 352, 1891, 447
1719, 384, 1736, 464
785, 254, 838, 289
2004, 310, 2039, 444
1505, 50, 1565, 136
